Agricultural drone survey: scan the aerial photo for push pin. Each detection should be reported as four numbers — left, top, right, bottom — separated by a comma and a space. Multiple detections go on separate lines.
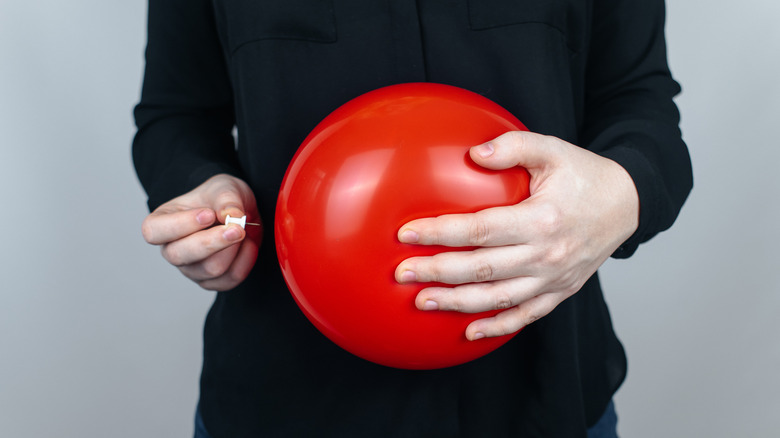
225, 215, 261, 229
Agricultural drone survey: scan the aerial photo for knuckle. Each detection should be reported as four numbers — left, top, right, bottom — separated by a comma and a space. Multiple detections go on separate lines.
203, 238, 223, 254
467, 215, 491, 246
228, 175, 251, 193
522, 307, 546, 326
429, 217, 449, 245
473, 261, 495, 282
215, 189, 241, 208
505, 130, 527, 148
534, 204, 563, 236
525, 311, 542, 325
161, 245, 185, 266
141, 218, 156, 244
442, 297, 462, 312
427, 266, 443, 283
429, 226, 443, 245
544, 244, 569, 267
426, 255, 447, 283
202, 259, 231, 279
493, 292, 513, 310
562, 277, 585, 296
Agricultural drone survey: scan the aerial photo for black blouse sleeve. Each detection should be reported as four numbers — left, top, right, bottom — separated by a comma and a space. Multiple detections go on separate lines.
582, 0, 693, 258
132, 0, 241, 211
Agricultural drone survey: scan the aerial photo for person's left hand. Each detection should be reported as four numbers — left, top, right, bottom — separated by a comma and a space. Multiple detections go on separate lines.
394, 131, 640, 341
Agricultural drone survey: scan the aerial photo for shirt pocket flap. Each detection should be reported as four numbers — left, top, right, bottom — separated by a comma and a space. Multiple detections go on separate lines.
217, 0, 336, 54
467, 0, 584, 53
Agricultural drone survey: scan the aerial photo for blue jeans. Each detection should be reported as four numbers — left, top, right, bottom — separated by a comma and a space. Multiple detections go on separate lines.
587, 400, 619, 438
194, 400, 618, 437
194, 404, 211, 438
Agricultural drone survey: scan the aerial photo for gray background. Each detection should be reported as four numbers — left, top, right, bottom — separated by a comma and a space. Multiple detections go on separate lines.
1, 1, 777, 436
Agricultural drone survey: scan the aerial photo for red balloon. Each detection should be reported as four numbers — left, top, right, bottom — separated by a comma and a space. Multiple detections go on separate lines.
275, 83, 531, 369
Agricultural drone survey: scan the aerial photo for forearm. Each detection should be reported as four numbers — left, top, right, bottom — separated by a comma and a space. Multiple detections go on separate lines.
133, 107, 241, 211
132, 0, 240, 212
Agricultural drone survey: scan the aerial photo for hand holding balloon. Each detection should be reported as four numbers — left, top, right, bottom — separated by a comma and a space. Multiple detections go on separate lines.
396, 131, 640, 340
275, 83, 532, 369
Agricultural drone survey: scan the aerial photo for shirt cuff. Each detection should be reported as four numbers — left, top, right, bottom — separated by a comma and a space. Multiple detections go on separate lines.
599, 143, 659, 259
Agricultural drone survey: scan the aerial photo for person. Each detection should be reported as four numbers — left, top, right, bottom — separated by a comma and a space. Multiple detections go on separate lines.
133, 1, 692, 437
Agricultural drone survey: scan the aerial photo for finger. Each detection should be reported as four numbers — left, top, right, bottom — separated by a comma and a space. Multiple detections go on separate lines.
398, 205, 535, 248
413, 276, 542, 313
465, 293, 561, 340
396, 245, 534, 284
197, 237, 260, 291
202, 177, 254, 223
178, 242, 241, 281
469, 130, 561, 172
142, 208, 216, 245
161, 224, 245, 267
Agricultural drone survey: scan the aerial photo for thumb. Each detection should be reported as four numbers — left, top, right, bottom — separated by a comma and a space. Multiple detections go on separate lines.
469, 130, 558, 172
202, 175, 252, 224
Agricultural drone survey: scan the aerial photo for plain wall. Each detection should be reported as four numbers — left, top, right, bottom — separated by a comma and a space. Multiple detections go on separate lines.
0, 1, 777, 436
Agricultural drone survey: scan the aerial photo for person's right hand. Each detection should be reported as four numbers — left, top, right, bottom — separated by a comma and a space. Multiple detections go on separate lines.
141, 174, 261, 291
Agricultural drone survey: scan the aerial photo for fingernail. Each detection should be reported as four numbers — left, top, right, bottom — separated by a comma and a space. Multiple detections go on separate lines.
221, 206, 244, 219
196, 210, 214, 225
399, 270, 417, 283
223, 226, 242, 242
472, 332, 485, 341
473, 142, 494, 158
399, 229, 419, 243
423, 300, 438, 311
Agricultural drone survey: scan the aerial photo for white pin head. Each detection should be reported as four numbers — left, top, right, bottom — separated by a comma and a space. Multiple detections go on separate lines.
225, 214, 247, 229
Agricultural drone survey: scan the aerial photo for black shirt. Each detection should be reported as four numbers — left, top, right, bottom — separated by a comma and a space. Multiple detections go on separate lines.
133, 0, 692, 436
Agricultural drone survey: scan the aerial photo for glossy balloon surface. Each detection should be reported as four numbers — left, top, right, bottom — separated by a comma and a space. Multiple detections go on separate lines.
275, 83, 531, 369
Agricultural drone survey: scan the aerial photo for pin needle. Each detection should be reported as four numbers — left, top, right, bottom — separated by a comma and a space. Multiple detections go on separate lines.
225, 215, 260, 229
